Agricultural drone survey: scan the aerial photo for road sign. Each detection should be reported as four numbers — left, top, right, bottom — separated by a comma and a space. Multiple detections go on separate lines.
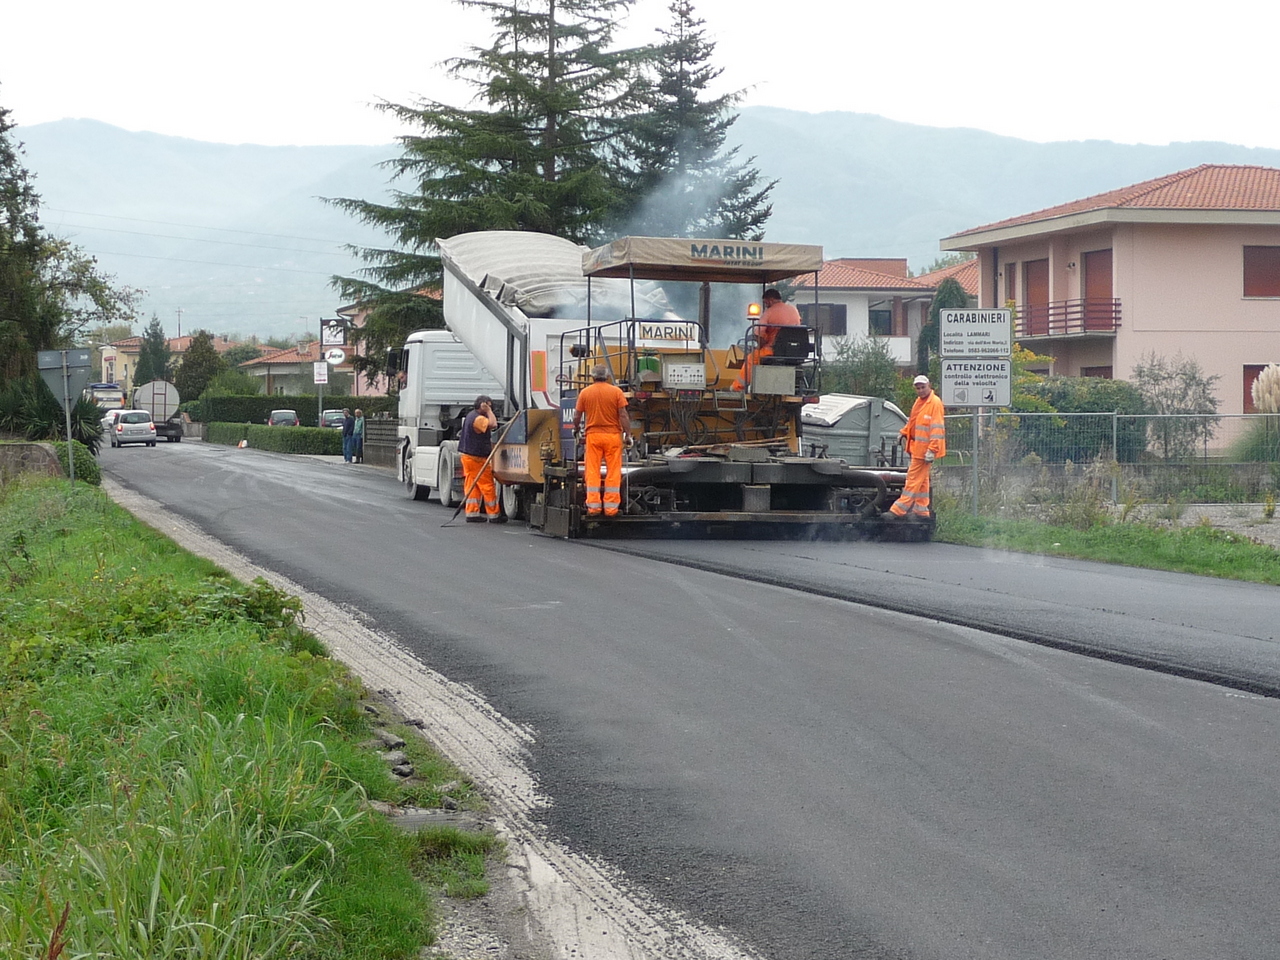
940, 309, 1012, 359
324, 348, 346, 365
313, 361, 329, 385
321, 319, 347, 346
37, 349, 93, 409
941, 358, 1011, 407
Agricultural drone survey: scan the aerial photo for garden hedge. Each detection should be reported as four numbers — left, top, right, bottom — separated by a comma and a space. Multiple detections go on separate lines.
185, 395, 396, 426
205, 423, 343, 455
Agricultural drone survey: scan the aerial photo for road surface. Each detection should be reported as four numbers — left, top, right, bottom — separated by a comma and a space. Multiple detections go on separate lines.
100, 441, 1280, 960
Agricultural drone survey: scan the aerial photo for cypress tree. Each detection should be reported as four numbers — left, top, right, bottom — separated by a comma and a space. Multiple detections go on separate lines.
133, 315, 171, 385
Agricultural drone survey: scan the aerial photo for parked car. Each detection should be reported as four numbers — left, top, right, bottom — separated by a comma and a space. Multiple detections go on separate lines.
100, 409, 124, 435
267, 409, 301, 426
112, 410, 157, 447
320, 408, 345, 429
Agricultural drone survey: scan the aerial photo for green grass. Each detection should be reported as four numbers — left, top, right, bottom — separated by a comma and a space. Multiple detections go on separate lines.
936, 507, 1280, 585
0, 477, 496, 960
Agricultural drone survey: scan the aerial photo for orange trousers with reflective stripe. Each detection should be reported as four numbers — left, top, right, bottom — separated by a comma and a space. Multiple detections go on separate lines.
584, 432, 623, 516
461, 452, 499, 518
889, 457, 933, 518
732, 345, 774, 391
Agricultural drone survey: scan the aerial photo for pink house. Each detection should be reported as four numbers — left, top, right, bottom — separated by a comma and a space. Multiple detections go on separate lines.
941, 164, 1280, 414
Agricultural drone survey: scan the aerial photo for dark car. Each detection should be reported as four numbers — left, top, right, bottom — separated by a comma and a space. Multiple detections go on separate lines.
320, 409, 345, 429
267, 409, 301, 426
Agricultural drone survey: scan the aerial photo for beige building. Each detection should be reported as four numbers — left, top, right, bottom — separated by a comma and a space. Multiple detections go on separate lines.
941, 164, 1280, 414
100, 334, 240, 395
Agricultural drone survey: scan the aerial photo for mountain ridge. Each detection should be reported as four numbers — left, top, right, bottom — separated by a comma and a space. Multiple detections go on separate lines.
17, 111, 1280, 339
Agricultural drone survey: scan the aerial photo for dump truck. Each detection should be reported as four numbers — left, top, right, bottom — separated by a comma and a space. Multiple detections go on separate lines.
394, 231, 925, 539
130, 380, 183, 441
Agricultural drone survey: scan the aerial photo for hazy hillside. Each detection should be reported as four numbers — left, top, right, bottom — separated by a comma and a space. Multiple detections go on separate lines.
17, 111, 1280, 340
18, 119, 394, 342
734, 107, 1280, 263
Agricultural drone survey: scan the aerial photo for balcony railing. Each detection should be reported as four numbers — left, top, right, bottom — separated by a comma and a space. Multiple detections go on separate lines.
1015, 298, 1121, 338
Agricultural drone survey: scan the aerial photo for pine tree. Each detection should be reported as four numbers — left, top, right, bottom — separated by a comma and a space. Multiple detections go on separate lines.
173, 330, 226, 402
613, 0, 773, 239
133, 316, 171, 385
327, 0, 650, 381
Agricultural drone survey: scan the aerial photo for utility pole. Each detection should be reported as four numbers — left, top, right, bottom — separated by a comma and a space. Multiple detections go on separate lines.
176, 308, 183, 339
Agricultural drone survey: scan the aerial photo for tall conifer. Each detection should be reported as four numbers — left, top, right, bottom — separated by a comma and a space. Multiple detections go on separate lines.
613, 0, 774, 239
329, 0, 649, 380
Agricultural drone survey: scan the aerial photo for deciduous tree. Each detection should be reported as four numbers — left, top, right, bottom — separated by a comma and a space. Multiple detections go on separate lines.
0, 100, 139, 384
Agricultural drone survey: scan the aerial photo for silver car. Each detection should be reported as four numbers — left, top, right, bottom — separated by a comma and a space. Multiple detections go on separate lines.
112, 410, 157, 447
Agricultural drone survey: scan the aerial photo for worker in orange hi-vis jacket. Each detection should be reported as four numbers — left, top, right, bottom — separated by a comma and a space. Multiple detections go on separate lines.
732, 288, 802, 391
889, 375, 946, 520
572, 364, 632, 518
459, 395, 505, 523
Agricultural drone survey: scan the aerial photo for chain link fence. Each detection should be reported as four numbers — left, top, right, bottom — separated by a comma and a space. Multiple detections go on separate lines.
937, 412, 1280, 516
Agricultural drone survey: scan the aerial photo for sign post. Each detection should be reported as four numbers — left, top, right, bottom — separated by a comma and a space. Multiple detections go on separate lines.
938, 308, 1012, 516
37, 349, 92, 484
319, 319, 348, 424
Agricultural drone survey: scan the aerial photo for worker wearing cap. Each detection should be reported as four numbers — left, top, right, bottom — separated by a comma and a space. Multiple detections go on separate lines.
732, 288, 802, 391
889, 375, 946, 520
572, 365, 632, 518
459, 395, 504, 523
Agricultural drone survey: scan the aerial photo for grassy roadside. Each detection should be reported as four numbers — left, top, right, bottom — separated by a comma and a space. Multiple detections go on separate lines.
934, 503, 1280, 585
0, 477, 496, 960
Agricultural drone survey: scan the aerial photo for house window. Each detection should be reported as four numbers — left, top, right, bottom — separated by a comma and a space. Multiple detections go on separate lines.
1080, 366, 1113, 379
797, 302, 847, 336
868, 309, 892, 337
1243, 247, 1280, 297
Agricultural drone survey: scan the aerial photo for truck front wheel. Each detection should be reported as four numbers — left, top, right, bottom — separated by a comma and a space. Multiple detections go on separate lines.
404, 454, 430, 501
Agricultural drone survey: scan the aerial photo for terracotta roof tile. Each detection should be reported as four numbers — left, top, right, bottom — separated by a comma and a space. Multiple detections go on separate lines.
951, 164, 1280, 237
914, 258, 979, 297
794, 259, 934, 291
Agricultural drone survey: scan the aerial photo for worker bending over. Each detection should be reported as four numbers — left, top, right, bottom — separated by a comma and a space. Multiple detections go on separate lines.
889, 375, 946, 520
733, 288, 802, 391
459, 395, 505, 523
573, 365, 631, 518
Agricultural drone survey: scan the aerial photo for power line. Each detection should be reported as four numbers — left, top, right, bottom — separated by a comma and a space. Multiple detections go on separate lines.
47, 221, 357, 257
41, 205, 368, 245
81, 249, 345, 277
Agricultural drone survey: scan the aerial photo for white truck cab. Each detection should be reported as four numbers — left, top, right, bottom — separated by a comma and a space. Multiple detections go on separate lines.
396, 329, 503, 505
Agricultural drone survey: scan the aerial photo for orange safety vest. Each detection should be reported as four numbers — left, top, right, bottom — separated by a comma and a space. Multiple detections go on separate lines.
901, 392, 946, 460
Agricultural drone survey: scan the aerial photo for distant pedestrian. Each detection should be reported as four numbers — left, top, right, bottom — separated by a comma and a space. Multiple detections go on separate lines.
342, 408, 355, 462
353, 408, 365, 463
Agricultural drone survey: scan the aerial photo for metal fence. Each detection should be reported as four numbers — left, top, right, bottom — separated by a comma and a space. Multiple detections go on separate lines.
939, 412, 1280, 510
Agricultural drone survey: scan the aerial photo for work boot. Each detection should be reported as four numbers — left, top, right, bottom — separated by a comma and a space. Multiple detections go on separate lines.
465, 515, 486, 523
488, 514, 508, 524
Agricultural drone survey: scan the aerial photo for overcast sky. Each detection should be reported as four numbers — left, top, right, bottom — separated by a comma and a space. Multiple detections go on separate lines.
6, 0, 1280, 149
